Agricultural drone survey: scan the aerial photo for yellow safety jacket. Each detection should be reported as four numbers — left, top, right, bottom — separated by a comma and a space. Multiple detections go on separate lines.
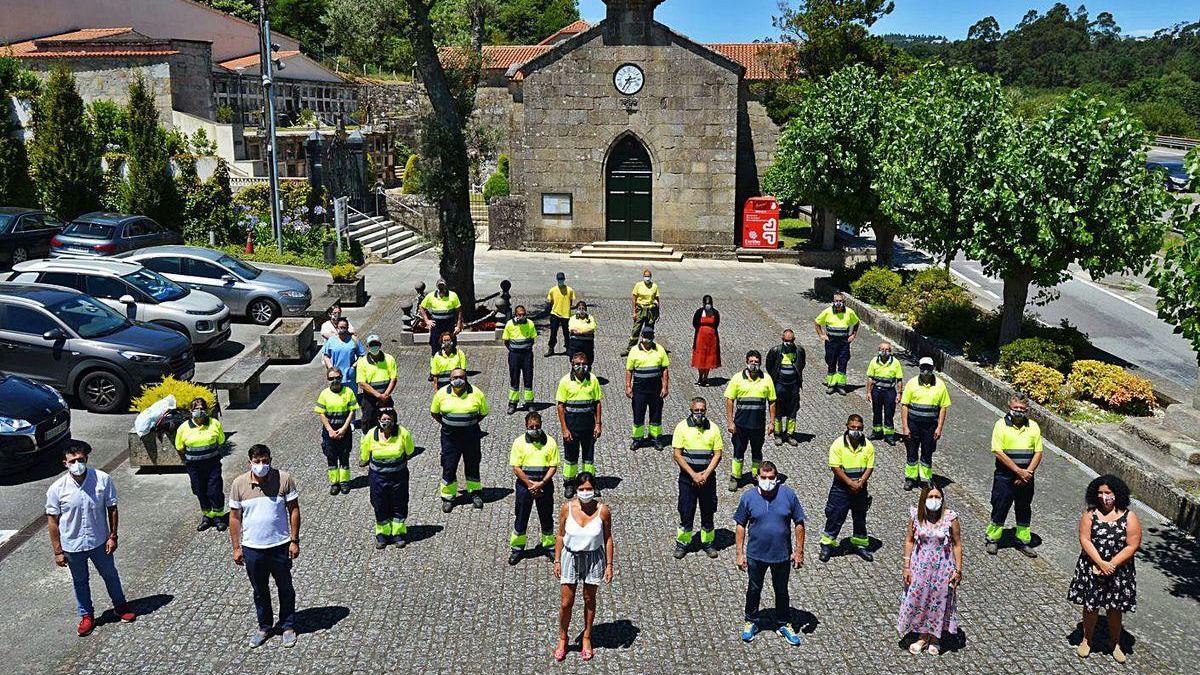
429, 348, 468, 387
723, 370, 777, 429
360, 426, 415, 474
430, 384, 489, 428
901, 377, 951, 424
502, 319, 538, 352
626, 343, 669, 388
174, 418, 225, 463
355, 353, 398, 392
632, 281, 660, 308
556, 372, 603, 419
671, 418, 723, 472
828, 435, 876, 482
421, 291, 461, 323
866, 355, 904, 389
815, 306, 860, 340
314, 386, 359, 428
990, 418, 1042, 470
509, 434, 560, 482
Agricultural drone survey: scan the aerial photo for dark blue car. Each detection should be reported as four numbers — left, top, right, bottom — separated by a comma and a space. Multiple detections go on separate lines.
50, 212, 182, 258
0, 372, 71, 473
1147, 160, 1191, 192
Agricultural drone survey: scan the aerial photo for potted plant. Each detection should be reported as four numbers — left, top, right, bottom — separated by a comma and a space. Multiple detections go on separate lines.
327, 263, 366, 306
127, 377, 219, 468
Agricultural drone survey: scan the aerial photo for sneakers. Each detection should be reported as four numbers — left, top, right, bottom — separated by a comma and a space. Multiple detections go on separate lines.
248, 629, 270, 649
441, 500, 454, 514
214, 517, 228, 533
673, 545, 687, 560
506, 402, 518, 415
280, 629, 297, 648
835, 385, 847, 396
774, 434, 784, 447
868, 430, 883, 441
903, 478, 918, 491
819, 544, 833, 562
985, 541, 999, 555
1016, 543, 1038, 559
197, 516, 213, 532
628, 438, 641, 452
329, 483, 340, 496
114, 604, 137, 622
703, 545, 718, 559
777, 624, 803, 646
740, 621, 760, 643
508, 550, 522, 566
471, 493, 484, 509
375, 535, 388, 550
340, 482, 351, 495
854, 547, 874, 562
786, 435, 799, 447
825, 384, 836, 395
728, 475, 740, 492
651, 437, 665, 451
77, 614, 95, 637
394, 535, 407, 549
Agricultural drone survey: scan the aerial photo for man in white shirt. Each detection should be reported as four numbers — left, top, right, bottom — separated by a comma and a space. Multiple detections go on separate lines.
228, 444, 301, 648
45, 441, 136, 637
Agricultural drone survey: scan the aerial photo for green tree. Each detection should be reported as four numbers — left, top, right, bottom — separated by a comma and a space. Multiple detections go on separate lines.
490, 0, 578, 44
877, 64, 1012, 269
773, 0, 906, 80
270, 0, 330, 56
85, 99, 128, 152
0, 58, 36, 207
197, 0, 257, 22
966, 92, 1169, 347
763, 64, 897, 264
28, 66, 102, 220
1149, 150, 1200, 398
123, 74, 180, 227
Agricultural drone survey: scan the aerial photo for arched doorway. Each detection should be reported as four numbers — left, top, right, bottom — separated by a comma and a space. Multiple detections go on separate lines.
605, 135, 652, 241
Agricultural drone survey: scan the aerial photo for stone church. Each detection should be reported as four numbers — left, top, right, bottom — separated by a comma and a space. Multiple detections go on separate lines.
464, 0, 786, 253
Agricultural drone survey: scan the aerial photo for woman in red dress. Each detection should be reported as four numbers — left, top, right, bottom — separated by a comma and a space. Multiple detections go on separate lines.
691, 295, 721, 386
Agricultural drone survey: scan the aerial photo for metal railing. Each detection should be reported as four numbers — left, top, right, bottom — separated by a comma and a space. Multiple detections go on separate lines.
1154, 135, 1199, 151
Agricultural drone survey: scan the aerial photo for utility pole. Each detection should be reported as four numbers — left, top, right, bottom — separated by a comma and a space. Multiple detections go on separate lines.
258, 0, 284, 253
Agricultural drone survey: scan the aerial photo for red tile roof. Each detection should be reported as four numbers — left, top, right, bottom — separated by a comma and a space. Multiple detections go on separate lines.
217, 50, 302, 71
438, 45, 550, 72
706, 43, 791, 80
3, 28, 179, 59
537, 19, 592, 45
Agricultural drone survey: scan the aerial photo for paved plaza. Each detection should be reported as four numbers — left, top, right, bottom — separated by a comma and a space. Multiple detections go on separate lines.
2, 252, 1198, 674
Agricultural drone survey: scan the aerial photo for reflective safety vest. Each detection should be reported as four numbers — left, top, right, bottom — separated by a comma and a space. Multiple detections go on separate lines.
174, 418, 225, 463
355, 352, 398, 391
509, 434, 560, 482
568, 314, 597, 341
314, 386, 359, 428
671, 418, 723, 471
632, 281, 659, 308
777, 350, 800, 385
901, 377, 952, 423
502, 319, 538, 351
815, 306, 860, 340
828, 435, 875, 481
991, 417, 1043, 470
555, 372, 603, 418
429, 348, 468, 386
866, 355, 904, 389
360, 426, 415, 474
724, 370, 777, 429
625, 343, 669, 386
421, 291, 461, 323
430, 383, 489, 428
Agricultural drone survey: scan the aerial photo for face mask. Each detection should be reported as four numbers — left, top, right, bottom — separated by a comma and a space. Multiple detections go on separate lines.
643, 277, 652, 284
925, 497, 942, 512
576, 489, 595, 503
878, 351, 891, 362
758, 477, 778, 493
192, 409, 207, 421
441, 343, 454, 353
250, 462, 270, 478
919, 369, 934, 383
640, 339, 654, 349
67, 460, 87, 477
525, 428, 544, 443
572, 363, 589, 375
846, 430, 865, 447
1009, 410, 1028, 426
833, 302, 845, 311
1099, 493, 1115, 507
703, 301, 713, 308
576, 309, 587, 317
369, 345, 383, 355
783, 340, 795, 349
380, 419, 395, 430
450, 378, 466, 389
689, 411, 707, 425
514, 316, 527, 324
337, 328, 349, 337
437, 285, 447, 294
746, 363, 761, 373
329, 380, 343, 391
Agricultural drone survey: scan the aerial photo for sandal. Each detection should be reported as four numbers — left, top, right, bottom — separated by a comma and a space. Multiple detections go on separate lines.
553, 644, 567, 662
582, 648, 594, 661
927, 645, 940, 656
909, 639, 927, 655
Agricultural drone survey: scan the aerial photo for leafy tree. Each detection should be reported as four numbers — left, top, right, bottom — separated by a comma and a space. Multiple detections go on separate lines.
773, 0, 907, 80
490, 0, 578, 44
123, 75, 180, 227
85, 100, 128, 152
1149, 149, 1200, 378
877, 64, 1012, 269
0, 58, 36, 207
270, 0, 331, 56
181, 159, 237, 245
763, 64, 897, 264
960, 16, 1000, 74
28, 66, 102, 220
965, 92, 1169, 347
197, 0, 257, 22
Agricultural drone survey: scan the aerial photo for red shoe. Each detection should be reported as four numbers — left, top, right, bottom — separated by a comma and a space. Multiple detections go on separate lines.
115, 604, 137, 622
77, 614, 95, 637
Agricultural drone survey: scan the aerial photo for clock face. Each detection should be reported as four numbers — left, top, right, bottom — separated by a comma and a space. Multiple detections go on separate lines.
614, 64, 644, 96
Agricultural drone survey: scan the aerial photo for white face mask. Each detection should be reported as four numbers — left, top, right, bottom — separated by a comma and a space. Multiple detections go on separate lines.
67, 460, 88, 477
1099, 493, 1115, 507
576, 490, 595, 503
250, 462, 271, 478
925, 497, 942, 512
758, 477, 778, 493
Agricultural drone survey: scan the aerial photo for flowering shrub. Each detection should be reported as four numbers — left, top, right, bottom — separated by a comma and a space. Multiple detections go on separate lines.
1068, 360, 1156, 415
1011, 362, 1066, 405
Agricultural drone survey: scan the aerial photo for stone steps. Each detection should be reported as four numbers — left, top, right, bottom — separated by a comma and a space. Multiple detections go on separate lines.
1121, 412, 1200, 465
1085, 424, 1200, 491
569, 241, 684, 262
736, 253, 764, 263
346, 214, 432, 263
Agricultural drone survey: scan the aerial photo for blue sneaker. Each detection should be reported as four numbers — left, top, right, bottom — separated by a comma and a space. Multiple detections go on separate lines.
740, 621, 760, 642
777, 624, 803, 646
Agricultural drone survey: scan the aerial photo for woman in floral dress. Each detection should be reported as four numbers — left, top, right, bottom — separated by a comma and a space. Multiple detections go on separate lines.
1067, 474, 1141, 664
898, 485, 962, 655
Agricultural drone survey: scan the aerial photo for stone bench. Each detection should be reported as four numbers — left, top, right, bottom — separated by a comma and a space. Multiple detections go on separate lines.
208, 353, 270, 405
306, 293, 340, 332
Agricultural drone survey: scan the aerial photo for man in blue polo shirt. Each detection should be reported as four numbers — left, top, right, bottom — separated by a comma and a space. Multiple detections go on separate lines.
734, 460, 806, 646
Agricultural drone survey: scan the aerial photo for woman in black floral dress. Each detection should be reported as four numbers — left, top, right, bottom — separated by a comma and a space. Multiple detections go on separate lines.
1067, 474, 1142, 664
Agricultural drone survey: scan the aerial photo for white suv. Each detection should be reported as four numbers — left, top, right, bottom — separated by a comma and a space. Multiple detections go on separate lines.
7, 259, 231, 350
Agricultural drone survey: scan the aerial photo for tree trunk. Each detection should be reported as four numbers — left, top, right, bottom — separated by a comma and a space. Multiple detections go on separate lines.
998, 269, 1033, 349
943, 247, 955, 272
873, 220, 895, 267
404, 0, 477, 312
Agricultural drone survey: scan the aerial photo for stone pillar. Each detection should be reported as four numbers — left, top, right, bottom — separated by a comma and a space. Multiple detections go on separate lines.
488, 196, 527, 250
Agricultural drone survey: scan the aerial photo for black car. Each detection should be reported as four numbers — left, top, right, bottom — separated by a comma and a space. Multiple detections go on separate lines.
0, 207, 65, 267
50, 212, 182, 258
0, 372, 71, 473
0, 282, 194, 413
1147, 160, 1191, 193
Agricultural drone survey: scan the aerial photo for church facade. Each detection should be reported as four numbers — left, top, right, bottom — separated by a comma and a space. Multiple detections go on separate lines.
462, 0, 785, 251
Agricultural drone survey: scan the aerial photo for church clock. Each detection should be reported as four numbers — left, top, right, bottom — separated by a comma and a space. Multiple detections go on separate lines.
613, 63, 644, 96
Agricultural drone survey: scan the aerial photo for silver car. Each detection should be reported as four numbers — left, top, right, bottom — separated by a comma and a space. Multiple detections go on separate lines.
120, 245, 312, 325
7, 258, 231, 349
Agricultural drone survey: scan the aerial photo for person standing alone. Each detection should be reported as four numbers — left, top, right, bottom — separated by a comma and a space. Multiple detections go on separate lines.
900, 357, 951, 490
865, 342, 903, 445
734, 462, 806, 646
624, 326, 670, 451
314, 369, 358, 495
690, 295, 721, 386
546, 272, 575, 357
175, 397, 228, 531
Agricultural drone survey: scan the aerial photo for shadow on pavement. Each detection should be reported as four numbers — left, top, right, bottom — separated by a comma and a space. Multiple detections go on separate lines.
293, 605, 351, 635
224, 383, 280, 410
712, 527, 736, 552
588, 619, 640, 650
899, 628, 968, 653
195, 341, 246, 363
405, 524, 443, 544
594, 475, 621, 492
478, 486, 513, 505
1138, 526, 1200, 601
1068, 621, 1139, 654
0, 454, 64, 485
97, 594, 174, 625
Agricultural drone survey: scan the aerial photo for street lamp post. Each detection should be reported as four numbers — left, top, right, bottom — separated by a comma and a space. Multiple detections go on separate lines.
258, 0, 283, 253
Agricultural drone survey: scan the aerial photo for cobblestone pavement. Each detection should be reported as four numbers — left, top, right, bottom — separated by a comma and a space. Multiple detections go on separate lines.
5, 255, 1197, 674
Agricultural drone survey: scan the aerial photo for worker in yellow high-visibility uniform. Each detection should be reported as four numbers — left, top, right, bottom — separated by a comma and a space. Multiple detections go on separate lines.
986, 393, 1042, 559
508, 411, 560, 566
672, 397, 723, 560
545, 272, 575, 357
900, 357, 951, 490
430, 368, 489, 512
502, 305, 538, 414
419, 278, 463, 355
624, 269, 660, 355
819, 414, 875, 563
813, 292, 859, 395
355, 334, 397, 432
567, 301, 598, 366
625, 325, 669, 450
175, 397, 228, 532
724, 350, 776, 491
429, 332, 468, 390
865, 341, 904, 445
315, 368, 359, 496
556, 351, 604, 498
358, 408, 416, 549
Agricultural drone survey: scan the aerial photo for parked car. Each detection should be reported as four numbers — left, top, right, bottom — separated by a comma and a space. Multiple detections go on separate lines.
7, 259, 232, 350
0, 282, 193, 413
50, 212, 182, 258
0, 372, 71, 474
1147, 160, 1191, 193
121, 245, 313, 325
0, 207, 66, 267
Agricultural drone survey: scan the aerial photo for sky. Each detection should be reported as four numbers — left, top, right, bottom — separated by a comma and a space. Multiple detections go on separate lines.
577, 1, 1199, 42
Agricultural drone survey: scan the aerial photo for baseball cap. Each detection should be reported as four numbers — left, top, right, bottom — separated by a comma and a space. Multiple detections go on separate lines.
918, 357, 935, 367
366, 334, 382, 346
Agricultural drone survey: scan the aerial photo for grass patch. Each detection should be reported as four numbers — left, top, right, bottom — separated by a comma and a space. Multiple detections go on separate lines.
1068, 400, 1125, 425
778, 217, 811, 249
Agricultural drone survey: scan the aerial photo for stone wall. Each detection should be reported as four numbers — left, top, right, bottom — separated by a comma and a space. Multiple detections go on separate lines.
487, 196, 527, 250
167, 39, 214, 120
511, 26, 741, 246
358, 81, 422, 148
26, 57, 174, 127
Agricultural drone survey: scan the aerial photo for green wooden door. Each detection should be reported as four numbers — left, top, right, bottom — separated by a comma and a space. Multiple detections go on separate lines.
606, 136, 652, 241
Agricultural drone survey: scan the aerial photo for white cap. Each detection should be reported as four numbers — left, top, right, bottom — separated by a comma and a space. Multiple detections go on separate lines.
918, 357, 935, 367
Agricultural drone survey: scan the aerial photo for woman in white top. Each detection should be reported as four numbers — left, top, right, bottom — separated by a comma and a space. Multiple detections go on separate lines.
319, 304, 356, 341
553, 472, 614, 662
